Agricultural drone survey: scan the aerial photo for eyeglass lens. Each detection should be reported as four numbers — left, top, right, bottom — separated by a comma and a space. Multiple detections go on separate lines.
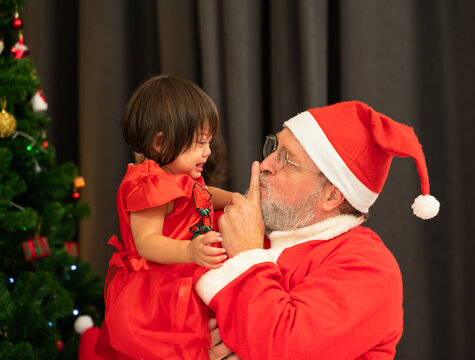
263, 135, 277, 158
262, 134, 320, 175
263, 135, 288, 172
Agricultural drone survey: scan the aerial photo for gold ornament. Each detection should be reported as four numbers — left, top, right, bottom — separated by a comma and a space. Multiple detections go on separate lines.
0, 99, 17, 138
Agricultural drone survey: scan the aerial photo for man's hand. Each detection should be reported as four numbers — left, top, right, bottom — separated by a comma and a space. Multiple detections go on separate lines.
218, 161, 265, 258
208, 318, 240, 360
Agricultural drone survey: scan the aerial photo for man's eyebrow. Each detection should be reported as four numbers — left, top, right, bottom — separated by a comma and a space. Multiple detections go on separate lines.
285, 146, 297, 159
275, 132, 297, 158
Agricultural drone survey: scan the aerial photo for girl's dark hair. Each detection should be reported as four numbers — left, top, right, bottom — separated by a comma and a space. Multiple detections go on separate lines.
121, 75, 219, 165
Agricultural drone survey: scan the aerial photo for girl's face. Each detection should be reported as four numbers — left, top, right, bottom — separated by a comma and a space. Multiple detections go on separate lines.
163, 127, 212, 179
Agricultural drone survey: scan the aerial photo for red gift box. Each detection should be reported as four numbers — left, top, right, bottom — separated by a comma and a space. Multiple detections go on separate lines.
65, 241, 78, 256
22, 235, 51, 261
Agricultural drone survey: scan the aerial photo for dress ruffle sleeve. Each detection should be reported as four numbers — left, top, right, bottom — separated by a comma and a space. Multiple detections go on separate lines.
125, 173, 190, 212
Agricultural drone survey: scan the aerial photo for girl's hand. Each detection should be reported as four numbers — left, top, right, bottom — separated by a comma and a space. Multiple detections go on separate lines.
188, 231, 227, 269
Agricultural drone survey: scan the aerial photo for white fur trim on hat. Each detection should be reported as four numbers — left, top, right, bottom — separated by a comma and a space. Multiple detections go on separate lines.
412, 194, 440, 219
284, 112, 378, 213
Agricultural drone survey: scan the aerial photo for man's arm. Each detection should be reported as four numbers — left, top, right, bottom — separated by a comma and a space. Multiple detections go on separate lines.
197, 240, 402, 359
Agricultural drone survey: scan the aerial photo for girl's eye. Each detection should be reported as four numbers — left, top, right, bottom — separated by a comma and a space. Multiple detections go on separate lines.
197, 139, 212, 146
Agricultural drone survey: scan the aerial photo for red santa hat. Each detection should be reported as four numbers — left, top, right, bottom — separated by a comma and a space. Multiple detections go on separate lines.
284, 101, 440, 219
75, 315, 104, 360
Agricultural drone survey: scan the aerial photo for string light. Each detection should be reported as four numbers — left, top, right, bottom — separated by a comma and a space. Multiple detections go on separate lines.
10, 202, 25, 211
73, 309, 79, 316
12, 131, 46, 153
70, 264, 77, 271
9, 277, 14, 283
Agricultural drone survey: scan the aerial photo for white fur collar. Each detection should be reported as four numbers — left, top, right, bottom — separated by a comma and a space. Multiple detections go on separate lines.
267, 214, 365, 251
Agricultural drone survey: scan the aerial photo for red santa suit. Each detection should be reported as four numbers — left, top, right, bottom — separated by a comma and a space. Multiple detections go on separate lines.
195, 214, 403, 360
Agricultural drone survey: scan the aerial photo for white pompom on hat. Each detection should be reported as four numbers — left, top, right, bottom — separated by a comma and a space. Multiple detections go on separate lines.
284, 101, 440, 219
74, 315, 94, 334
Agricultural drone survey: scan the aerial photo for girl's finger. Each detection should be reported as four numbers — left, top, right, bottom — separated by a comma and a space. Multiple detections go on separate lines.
203, 246, 226, 256
206, 262, 224, 269
203, 236, 222, 245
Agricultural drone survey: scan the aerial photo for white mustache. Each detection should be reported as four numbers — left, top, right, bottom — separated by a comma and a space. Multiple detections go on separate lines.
260, 173, 270, 189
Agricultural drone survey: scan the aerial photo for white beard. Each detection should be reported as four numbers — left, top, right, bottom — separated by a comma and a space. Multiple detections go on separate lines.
259, 174, 322, 232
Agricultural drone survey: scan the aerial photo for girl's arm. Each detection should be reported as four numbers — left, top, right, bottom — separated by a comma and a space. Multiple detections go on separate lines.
130, 204, 226, 268
208, 186, 234, 210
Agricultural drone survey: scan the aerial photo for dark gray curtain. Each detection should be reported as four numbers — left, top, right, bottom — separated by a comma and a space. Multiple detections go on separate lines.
22, 0, 475, 358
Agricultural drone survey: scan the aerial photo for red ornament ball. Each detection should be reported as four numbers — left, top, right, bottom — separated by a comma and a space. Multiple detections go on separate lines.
12, 18, 23, 30
57, 340, 63, 352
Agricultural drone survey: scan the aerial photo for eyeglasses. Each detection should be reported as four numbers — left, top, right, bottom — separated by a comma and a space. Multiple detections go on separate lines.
263, 134, 321, 175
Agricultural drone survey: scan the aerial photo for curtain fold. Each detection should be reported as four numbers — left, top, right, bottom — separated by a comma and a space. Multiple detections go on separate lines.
22, 0, 475, 358
76, 0, 130, 280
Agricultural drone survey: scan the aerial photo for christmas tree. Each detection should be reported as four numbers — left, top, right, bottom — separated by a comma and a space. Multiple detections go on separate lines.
0, 1, 104, 359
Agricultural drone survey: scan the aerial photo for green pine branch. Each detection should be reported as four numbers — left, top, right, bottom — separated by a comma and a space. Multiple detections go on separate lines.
0, 1, 105, 359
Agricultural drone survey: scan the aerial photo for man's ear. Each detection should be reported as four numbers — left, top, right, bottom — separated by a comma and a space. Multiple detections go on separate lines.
152, 132, 164, 153
321, 184, 345, 212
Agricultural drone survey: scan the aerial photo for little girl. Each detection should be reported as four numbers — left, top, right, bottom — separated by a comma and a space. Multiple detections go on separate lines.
95, 75, 232, 360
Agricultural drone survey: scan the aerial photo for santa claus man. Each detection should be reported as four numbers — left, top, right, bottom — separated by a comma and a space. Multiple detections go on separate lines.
197, 101, 439, 360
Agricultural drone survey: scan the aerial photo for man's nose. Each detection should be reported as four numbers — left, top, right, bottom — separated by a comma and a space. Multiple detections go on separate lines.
260, 152, 277, 174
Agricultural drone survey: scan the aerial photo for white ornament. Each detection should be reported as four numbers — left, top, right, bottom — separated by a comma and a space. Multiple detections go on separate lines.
412, 194, 440, 219
0, 38, 4, 55
74, 315, 94, 334
31, 90, 48, 112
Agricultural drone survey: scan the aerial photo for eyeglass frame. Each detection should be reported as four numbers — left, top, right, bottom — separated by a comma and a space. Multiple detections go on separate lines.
263, 134, 321, 175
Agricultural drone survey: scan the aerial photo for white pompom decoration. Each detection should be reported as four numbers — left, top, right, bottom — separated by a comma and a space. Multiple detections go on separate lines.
74, 315, 94, 334
412, 194, 440, 219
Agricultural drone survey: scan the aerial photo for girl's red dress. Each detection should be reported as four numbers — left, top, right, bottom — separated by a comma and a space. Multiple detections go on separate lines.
95, 160, 214, 360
